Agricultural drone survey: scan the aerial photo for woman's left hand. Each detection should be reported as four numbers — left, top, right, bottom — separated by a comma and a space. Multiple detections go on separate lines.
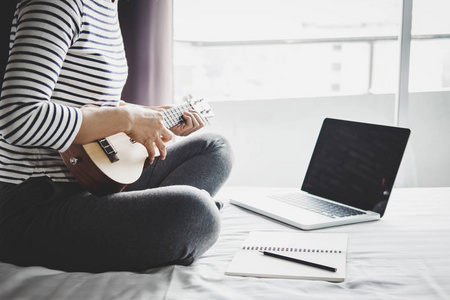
150, 105, 206, 136
170, 109, 206, 136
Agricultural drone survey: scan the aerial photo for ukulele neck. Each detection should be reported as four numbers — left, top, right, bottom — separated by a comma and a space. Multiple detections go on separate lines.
162, 103, 191, 129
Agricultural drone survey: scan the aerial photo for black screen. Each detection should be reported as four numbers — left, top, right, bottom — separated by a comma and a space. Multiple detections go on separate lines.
301, 118, 410, 217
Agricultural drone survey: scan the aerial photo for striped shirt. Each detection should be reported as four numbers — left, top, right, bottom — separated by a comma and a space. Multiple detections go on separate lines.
0, 0, 128, 184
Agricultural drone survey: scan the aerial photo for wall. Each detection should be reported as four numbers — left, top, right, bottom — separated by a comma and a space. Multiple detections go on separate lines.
407, 91, 450, 187
201, 92, 450, 188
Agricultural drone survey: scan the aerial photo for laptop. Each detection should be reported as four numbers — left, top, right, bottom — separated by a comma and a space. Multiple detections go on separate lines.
230, 118, 411, 230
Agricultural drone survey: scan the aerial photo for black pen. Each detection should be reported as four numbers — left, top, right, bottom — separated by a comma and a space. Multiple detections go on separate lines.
259, 251, 337, 272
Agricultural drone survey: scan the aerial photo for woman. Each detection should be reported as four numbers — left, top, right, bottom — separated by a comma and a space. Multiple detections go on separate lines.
0, 0, 233, 272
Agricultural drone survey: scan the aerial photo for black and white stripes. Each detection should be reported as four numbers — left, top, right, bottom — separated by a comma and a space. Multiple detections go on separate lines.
0, 0, 128, 183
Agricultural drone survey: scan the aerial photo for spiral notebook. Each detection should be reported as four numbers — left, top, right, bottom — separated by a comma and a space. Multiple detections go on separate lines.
225, 231, 348, 282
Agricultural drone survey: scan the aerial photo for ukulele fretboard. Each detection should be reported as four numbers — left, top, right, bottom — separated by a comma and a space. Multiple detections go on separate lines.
162, 103, 192, 128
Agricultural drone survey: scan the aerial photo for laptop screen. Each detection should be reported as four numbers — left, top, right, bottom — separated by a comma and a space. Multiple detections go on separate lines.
301, 118, 410, 217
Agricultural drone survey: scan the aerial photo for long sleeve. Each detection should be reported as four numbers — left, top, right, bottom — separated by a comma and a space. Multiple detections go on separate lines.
0, 0, 84, 152
0, 0, 127, 184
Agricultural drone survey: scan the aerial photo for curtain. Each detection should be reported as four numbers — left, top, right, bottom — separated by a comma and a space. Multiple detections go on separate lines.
119, 0, 174, 106
0, 2, 18, 87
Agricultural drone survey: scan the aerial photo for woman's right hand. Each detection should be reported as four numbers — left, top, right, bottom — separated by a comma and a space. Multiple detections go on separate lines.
123, 105, 173, 164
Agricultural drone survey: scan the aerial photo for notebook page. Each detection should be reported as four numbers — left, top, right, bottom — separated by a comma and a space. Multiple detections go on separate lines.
225, 231, 348, 282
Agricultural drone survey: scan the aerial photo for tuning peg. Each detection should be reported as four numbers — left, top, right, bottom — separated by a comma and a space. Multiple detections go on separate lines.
193, 98, 203, 105
183, 95, 193, 103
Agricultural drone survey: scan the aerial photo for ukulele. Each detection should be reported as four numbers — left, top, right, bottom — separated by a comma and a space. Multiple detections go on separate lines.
60, 96, 213, 196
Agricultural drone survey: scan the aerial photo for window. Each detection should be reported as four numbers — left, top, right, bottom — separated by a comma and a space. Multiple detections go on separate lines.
173, 0, 450, 188
174, 0, 404, 101
174, 0, 450, 101
410, 0, 450, 92
404, 0, 450, 187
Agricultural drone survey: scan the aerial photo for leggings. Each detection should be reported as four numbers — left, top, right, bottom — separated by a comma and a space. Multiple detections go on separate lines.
0, 133, 233, 273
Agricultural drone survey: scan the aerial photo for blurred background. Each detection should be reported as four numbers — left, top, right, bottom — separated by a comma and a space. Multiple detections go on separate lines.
173, 0, 450, 188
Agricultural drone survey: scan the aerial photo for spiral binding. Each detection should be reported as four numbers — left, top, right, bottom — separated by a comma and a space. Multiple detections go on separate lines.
242, 245, 342, 254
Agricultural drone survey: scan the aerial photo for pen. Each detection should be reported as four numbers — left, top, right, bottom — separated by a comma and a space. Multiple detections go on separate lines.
259, 251, 337, 272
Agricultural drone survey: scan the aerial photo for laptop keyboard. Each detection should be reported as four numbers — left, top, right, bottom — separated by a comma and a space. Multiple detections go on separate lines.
268, 193, 366, 218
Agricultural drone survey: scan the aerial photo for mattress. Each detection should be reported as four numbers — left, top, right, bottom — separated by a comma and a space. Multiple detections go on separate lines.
0, 187, 449, 299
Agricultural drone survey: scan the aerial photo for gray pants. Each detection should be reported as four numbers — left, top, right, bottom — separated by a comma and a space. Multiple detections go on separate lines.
0, 133, 233, 272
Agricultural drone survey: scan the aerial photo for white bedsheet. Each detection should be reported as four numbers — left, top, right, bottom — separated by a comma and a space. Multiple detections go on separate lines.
0, 187, 449, 300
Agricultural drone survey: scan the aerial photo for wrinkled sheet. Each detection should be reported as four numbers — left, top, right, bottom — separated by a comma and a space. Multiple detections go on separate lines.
0, 187, 449, 300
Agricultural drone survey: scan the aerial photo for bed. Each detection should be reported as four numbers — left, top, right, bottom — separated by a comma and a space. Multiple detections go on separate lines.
0, 186, 449, 299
